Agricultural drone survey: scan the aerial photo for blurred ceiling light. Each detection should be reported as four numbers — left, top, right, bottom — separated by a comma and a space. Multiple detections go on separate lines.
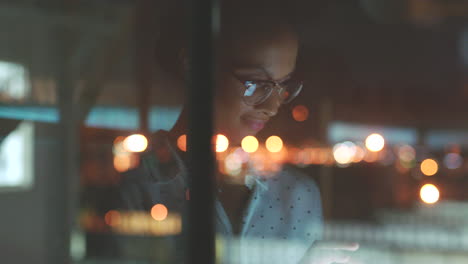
177, 134, 187, 152
266, 136, 283, 153
443, 153, 463, 170
420, 184, 440, 204
215, 134, 229, 152
365, 133, 385, 152
292, 105, 309, 122
151, 204, 168, 221
333, 141, 356, 165
123, 134, 148, 152
420, 159, 438, 176
104, 210, 121, 227
241, 136, 259, 153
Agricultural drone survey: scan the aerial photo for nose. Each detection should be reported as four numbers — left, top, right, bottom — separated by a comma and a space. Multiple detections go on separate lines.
256, 90, 282, 117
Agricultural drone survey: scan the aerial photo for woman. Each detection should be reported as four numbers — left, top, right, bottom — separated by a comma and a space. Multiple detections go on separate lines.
119, 1, 358, 263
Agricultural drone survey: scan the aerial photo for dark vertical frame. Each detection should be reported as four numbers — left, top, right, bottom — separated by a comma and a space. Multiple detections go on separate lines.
135, 0, 154, 135
49, 29, 79, 264
187, 0, 217, 263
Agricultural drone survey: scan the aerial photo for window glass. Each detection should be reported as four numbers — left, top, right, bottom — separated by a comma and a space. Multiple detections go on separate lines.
1, 1, 468, 264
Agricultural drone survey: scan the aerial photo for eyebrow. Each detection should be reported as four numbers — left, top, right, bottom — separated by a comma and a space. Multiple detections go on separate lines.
233, 65, 294, 82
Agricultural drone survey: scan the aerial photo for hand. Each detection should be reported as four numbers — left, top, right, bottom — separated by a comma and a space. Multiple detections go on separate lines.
299, 241, 360, 264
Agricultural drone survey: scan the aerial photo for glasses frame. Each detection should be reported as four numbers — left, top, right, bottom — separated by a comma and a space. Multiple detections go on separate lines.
232, 72, 303, 106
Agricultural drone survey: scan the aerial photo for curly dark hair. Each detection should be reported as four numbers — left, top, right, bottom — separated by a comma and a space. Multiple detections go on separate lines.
153, 0, 308, 78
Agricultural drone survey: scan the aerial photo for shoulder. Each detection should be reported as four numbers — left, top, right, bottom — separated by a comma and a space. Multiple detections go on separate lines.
273, 165, 321, 198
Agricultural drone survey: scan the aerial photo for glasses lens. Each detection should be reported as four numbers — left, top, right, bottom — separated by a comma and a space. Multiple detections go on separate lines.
281, 78, 303, 104
242, 81, 273, 105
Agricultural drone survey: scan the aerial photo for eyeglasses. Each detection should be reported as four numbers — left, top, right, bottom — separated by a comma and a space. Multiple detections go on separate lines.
233, 72, 303, 106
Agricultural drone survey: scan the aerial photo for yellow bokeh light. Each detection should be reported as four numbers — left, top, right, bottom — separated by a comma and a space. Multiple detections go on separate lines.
365, 133, 385, 152
151, 204, 168, 221
266, 136, 283, 153
123, 134, 148, 152
177, 134, 187, 152
420, 184, 440, 204
241, 136, 259, 153
421, 159, 438, 176
215, 134, 229, 152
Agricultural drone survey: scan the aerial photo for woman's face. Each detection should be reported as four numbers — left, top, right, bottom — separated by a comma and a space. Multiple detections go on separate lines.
214, 27, 299, 146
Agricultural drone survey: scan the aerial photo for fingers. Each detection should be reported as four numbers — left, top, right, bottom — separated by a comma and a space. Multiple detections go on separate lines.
300, 241, 361, 264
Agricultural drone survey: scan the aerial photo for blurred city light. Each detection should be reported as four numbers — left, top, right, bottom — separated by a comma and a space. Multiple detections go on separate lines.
398, 145, 416, 162
177, 134, 187, 152
241, 136, 259, 153
365, 133, 385, 152
151, 204, 168, 221
104, 210, 121, 227
266, 136, 283, 153
224, 153, 243, 176
123, 134, 148, 152
420, 184, 440, 204
420, 159, 438, 176
333, 141, 357, 165
292, 105, 309, 122
444, 153, 463, 170
352, 145, 366, 163
113, 155, 131, 172
215, 134, 229, 153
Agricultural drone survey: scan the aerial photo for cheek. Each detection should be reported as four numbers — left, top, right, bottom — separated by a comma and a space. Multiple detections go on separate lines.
214, 79, 252, 142
214, 80, 245, 121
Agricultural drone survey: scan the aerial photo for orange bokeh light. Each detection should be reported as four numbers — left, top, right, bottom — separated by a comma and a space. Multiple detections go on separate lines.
104, 210, 121, 227
421, 159, 438, 176
114, 155, 131, 172
292, 105, 309, 122
151, 204, 168, 221
177, 134, 187, 152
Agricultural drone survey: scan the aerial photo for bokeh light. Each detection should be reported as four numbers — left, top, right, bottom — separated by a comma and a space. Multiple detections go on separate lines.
104, 210, 121, 227
444, 153, 463, 170
224, 152, 243, 176
333, 141, 357, 165
398, 145, 416, 162
420, 184, 440, 204
177, 134, 187, 152
420, 159, 438, 176
215, 134, 229, 153
266, 136, 283, 153
292, 105, 309, 122
113, 155, 131, 172
151, 204, 168, 221
365, 133, 385, 152
241, 136, 259, 153
123, 134, 148, 152
352, 146, 366, 163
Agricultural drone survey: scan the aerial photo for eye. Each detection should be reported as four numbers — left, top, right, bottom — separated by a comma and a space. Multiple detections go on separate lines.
243, 81, 257, 97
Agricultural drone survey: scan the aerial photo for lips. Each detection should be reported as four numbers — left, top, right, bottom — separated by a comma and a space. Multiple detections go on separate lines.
241, 117, 267, 132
